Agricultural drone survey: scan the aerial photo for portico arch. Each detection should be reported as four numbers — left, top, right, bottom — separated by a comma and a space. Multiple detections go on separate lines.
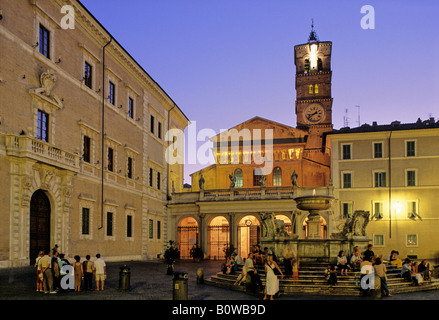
177, 217, 199, 259
237, 215, 261, 259
207, 216, 230, 260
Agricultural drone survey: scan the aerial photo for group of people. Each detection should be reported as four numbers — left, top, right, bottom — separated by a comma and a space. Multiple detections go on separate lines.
231, 245, 288, 300
400, 258, 432, 286
325, 244, 434, 298
35, 248, 107, 294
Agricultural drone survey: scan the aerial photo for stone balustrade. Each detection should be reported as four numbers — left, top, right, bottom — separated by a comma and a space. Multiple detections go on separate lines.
4, 134, 80, 172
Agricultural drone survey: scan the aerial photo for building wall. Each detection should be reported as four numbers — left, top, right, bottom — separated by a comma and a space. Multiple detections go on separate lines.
0, 0, 187, 267
329, 126, 439, 261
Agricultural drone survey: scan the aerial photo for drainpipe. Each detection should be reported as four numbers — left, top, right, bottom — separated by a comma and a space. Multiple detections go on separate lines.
167, 105, 176, 199
99, 36, 113, 230
388, 130, 392, 239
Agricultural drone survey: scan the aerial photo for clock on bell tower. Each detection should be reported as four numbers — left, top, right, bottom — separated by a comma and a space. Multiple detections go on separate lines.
294, 22, 333, 131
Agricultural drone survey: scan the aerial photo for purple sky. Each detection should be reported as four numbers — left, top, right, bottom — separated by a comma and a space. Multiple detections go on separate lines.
80, 0, 439, 185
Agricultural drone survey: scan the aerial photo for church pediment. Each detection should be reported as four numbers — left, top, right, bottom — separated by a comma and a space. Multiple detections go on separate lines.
213, 116, 307, 143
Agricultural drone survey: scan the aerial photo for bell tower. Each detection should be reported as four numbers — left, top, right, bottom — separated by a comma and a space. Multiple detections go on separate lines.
294, 22, 333, 132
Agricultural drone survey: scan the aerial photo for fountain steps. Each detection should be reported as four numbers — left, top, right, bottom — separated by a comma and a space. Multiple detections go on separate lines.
205, 262, 439, 296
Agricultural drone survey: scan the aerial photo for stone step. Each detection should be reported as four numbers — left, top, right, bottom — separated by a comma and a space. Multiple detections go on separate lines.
207, 270, 439, 296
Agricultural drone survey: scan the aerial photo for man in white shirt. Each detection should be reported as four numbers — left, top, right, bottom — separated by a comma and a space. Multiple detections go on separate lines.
93, 253, 106, 291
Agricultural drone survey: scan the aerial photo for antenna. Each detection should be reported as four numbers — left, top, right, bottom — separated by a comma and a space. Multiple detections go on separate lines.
356, 105, 361, 126
343, 108, 350, 127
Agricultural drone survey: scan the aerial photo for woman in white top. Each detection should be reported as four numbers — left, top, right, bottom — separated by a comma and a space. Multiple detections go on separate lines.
264, 254, 283, 300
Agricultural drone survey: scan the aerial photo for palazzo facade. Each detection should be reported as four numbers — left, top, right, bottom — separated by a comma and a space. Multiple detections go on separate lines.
0, 0, 188, 267
328, 119, 439, 260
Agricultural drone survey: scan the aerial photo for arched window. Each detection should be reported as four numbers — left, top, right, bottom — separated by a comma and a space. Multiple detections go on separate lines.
273, 167, 282, 186
314, 84, 319, 94
309, 85, 314, 94
234, 168, 243, 187
318, 58, 323, 72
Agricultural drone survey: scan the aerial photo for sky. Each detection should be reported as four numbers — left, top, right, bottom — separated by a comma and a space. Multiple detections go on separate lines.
80, 0, 439, 185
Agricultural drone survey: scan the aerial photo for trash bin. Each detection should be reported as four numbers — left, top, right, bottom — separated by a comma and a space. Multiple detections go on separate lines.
119, 265, 131, 292
173, 271, 188, 300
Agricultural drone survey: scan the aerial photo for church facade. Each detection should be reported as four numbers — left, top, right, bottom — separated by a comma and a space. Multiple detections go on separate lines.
169, 28, 336, 260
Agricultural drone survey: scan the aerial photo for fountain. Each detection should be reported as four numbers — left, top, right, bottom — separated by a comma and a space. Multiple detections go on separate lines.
294, 194, 334, 239
260, 188, 371, 264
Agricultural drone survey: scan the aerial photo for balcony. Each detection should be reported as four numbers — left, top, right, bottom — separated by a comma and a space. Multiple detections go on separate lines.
170, 186, 334, 205
4, 134, 80, 173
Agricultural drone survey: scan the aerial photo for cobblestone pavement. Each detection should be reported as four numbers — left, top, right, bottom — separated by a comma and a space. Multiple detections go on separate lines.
0, 259, 438, 301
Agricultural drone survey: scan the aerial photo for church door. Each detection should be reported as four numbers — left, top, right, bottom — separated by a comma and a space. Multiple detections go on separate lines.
29, 190, 51, 264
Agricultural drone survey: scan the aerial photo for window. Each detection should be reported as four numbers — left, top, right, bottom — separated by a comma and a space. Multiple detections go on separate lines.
342, 172, 352, 188
157, 221, 161, 240
317, 58, 323, 71
407, 201, 418, 219
158, 122, 162, 139
109, 81, 115, 105
314, 84, 319, 94
83, 136, 91, 163
373, 201, 384, 219
253, 168, 262, 186
157, 172, 161, 190
149, 168, 153, 187
106, 212, 113, 237
374, 234, 384, 246
406, 141, 416, 157
406, 234, 418, 247
342, 144, 351, 160
128, 97, 134, 119
39, 24, 50, 59
149, 219, 154, 239
37, 110, 49, 142
107, 147, 114, 172
150, 115, 155, 134
309, 85, 314, 94
127, 215, 132, 238
127, 157, 133, 179
342, 202, 353, 218
234, 169, 243, 187
374, 142, 383, 158
82, 208, 90, 235
304, 59, 310, 73
374, 171, 387, 187
407, 170, 416, 186
273, 167, 282, 186
84, 62, 93, 89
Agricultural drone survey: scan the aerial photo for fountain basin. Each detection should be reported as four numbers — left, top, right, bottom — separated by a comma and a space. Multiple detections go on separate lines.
294, 195, 334, 212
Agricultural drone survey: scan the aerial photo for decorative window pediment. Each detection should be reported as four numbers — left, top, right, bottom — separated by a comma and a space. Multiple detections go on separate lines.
29, 69, 63, 110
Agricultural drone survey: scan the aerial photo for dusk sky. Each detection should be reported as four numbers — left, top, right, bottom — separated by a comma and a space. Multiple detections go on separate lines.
80, 0, 439, 184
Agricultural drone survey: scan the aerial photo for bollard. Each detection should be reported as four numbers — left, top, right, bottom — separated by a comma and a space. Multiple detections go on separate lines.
371, 274, 382, 299
196, 268, 204, 284
173, 271, 188, 300
119, 265, 131, 292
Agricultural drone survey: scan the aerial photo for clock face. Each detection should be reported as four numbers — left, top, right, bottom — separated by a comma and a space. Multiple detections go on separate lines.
304, 103, 325, 124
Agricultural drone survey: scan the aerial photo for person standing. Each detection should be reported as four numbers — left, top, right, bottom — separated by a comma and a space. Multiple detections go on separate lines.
93, 253, 106, 291
35, 251, 44, 292
83, 255, 94, 291
38, 249, 56, 294
264, 254, 283, 300
73, 255, 83, 292
374, 257, 391, 297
